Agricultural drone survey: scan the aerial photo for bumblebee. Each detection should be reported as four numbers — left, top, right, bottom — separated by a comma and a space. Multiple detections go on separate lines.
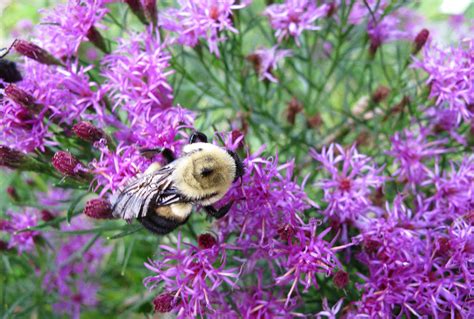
111, 132, 244, 235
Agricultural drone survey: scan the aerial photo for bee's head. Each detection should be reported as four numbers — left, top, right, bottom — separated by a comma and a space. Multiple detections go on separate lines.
175, 143, 239, 198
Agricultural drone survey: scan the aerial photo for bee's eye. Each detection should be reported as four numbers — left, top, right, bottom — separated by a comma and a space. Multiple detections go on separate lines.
201, 168, 214, 177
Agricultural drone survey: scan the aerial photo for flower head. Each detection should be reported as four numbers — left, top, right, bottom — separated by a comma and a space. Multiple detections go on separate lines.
387, 127, 449, 185
310, 144, 386, 223
1, 209, 39, 254
264, 0, 329, 43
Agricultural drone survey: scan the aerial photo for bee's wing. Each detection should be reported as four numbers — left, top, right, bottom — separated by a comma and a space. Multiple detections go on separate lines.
110, 166, 182, 220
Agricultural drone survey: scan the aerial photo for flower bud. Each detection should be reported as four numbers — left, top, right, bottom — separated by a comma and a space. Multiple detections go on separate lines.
124, 0, 147, 24
13, 40, 63, 66
0, 146, 28, 169
371, 86, 390, 104
73, 122, 105, 143
412, 29, 429, 54
40, 210, 55, 222
83, 198, 114, 219
7, 187, 18, 201
86, 27, 109, 54
277, 224, 296, 241
333, 270, 349, 289
4, 84, 39, 111
153, 293, 175, 313
197, 233, 217, 249
52, 151, 86, 177
143, 0, 157, 26
0, 240, 9, 251
306, 113, 322, 129
286, 97, 303, 125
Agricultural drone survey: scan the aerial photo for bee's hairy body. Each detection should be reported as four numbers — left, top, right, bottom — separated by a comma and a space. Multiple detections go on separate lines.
111, 138, 243, 235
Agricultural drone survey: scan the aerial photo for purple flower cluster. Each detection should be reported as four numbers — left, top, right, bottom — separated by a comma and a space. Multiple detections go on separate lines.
414, 40, 474, 124
310, 144, 386, 224
0, 208, 39, 254
43, 217, 110, 319
160, 0, 248, 56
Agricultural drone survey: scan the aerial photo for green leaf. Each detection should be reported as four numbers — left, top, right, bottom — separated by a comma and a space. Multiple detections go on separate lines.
66, 192, 89, 224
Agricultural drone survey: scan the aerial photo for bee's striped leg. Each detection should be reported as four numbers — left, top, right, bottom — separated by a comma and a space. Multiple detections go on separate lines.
139, 147, 175, 163
189, 131, 208, 144
204, 201, 233, 219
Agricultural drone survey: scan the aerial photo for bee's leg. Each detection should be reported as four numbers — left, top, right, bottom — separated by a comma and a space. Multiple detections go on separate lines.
204, 201, 233, 219
138, 217, 173, 235
139, 147, 175, 164
189, 131, 208, 144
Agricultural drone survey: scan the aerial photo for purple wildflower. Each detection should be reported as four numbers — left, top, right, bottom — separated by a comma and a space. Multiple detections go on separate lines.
216, 147, 313, 260
36, 0, 109, 57
159, 0, 247, 56
413, 39, 474, 124
387, 126, 449, 186
274, 221, 345, 305
264, 0, 329, 44
90, 143, 150, 195
426, 156, 474, 222
1, 209, 39, 254
247, 46, 292, 82
43, 217, 110, 319
144, 232, 240, 318
102, 29, 174, 120
310, 144, 386, 224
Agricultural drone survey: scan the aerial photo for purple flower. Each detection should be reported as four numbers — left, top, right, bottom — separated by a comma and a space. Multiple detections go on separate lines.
216, 147, 313, 260
144, 232, 240, 318
274, 221, 345, 305
387, 126, 449, 186
36, 0, 108, 57
90, 143, 150, 196
310, 144, 386, 224
247, 46, 292, 82
264, 0, 329, 44
1, 209, 39, 254
102, 29, 174, 121
426, 156, 474, 221
43, 217, 110, 319
159, 0, 247, 56
412, 39, 474, 125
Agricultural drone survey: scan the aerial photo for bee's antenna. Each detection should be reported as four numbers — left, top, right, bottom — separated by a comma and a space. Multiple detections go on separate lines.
0, 40, 18, 59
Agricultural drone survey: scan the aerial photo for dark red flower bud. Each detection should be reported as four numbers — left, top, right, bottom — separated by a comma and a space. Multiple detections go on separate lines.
231, 130, 245, 149
40, 210, 55, 222
153, 293, 175, 313
413, 29, 429, 54
73, 122, 105, 143
363, 238, 380, 254
7, 186, 19, 201
371, 86, 390, 104
13, 40, 63, 66
369, 38, 381, 57
277, 224, 296, 241
52, 151, 86, 177
333, 270, 349, 288
197, 233, 217, 249
326, 2, 337, 17
306, 113, 322, 129
0, 145, 28, 169
83, 198, 113, 219
286, 97, 303, 125
0, 240, 9, 251
143, 0, 157, 26
435, 237, 451, 257
124, 0, 147, 24
86, 27, 109, 54
4, 84, 38, 110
